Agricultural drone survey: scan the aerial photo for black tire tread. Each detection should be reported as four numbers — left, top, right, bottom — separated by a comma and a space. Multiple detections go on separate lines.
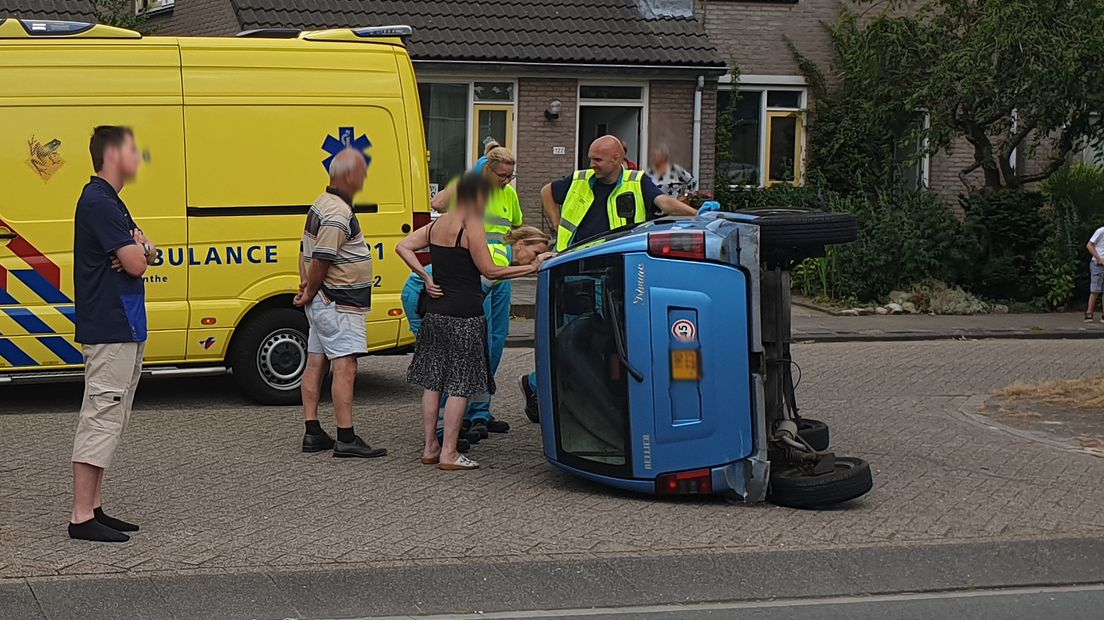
741, 209, 859, 248
797, 418, 830, 452
768, 456, 873, 509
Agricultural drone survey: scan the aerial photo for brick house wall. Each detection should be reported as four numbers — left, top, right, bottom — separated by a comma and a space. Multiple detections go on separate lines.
697, 0, 841, 75
516, 78, 579, 230
646, 79, 719, 193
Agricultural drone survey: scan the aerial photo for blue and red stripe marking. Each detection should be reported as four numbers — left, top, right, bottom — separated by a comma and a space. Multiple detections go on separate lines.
0, 218, 82, 366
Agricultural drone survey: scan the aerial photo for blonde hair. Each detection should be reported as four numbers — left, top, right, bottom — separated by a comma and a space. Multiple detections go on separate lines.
485, 146, 516, 168
483, 140, 501, 156
504, 226, 550, 247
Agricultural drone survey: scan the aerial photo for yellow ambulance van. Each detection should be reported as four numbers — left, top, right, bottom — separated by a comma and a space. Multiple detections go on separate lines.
0, 18, 430, 404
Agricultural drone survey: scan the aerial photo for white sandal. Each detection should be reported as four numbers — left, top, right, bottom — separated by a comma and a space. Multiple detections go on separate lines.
438, 454, 480, 471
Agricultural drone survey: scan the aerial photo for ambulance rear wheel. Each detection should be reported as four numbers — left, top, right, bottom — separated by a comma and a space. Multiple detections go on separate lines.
768, 456, 873, 509
231, 308, 308, 406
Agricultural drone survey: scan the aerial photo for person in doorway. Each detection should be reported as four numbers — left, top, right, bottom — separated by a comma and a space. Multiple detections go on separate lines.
646, 143, 697, 205
522, 135, 696, 419
1086, 225, 1104, 322
474, 139, 501, 173
618, 138, 639, 171
429, 147, 524, 435
69, 126, 156, 543
397, 174, 543, 470
401, 226, 551, 444
294, 148, 386, 459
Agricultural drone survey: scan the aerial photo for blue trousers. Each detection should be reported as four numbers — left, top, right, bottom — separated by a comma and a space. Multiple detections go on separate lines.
401, 273, 511, 422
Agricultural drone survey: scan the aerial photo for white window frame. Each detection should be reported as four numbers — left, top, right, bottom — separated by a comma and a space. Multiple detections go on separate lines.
415, 77, 518, 175
718, 82, 808, 188
895, 111, 931, 190
135, 0, 175, 16
575, 81, 650, 170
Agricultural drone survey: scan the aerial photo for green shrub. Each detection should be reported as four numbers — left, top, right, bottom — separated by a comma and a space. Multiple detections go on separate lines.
1041, 165, 1104, 301
959, 190, 1049, 301
790, 188, 967, 301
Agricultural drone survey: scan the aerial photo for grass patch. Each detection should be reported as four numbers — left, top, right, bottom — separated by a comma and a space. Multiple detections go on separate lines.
995, 377, 1104, 410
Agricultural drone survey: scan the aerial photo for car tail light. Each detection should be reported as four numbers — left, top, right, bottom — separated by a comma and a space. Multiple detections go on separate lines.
656, 469, 713, 495
648, 231, 706, 260
412, 211, 433, 265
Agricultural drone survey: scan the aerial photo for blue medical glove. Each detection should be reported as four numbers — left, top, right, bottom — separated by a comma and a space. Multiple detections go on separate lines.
698, 200, 721, 215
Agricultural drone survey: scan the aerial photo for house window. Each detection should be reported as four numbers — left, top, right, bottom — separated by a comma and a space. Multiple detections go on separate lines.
417, 80, 517, 194
577, 83, 647, 169
894, 113, 930, 191
717, 87, 806, 187
135, 0, 174, 15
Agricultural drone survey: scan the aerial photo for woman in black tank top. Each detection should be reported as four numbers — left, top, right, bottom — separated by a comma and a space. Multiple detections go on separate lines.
397, 174, 545, 470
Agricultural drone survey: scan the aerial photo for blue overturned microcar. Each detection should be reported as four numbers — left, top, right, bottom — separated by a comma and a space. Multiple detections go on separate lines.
532, 210, 873, 508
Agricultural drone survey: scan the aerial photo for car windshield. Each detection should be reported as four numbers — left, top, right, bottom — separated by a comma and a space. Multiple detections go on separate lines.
547, 254, 631, 475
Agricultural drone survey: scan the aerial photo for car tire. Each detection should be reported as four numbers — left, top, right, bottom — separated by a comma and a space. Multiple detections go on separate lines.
797, 417, 830, 451
767, 456, 873, 509
743, 209, 859, 248
229, 307, 308, 406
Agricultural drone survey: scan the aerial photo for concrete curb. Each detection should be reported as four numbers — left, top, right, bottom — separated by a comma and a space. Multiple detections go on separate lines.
6, 538, 1104, 619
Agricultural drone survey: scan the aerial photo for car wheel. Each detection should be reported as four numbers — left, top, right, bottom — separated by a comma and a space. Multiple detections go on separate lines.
743, 209, 859, 248
767, 456, 873, 509
229, 307, 308, 406
797, 417, 830, 451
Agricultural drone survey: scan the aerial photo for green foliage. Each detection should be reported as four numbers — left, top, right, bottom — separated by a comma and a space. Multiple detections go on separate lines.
90, 0, 155, 33
781, 187, 968, 301
1040, 164, 1104, 301
713, 66, 743, 206
795, 1, 1104, 191
959, 190, 1049, 300
788, 15, 923, 194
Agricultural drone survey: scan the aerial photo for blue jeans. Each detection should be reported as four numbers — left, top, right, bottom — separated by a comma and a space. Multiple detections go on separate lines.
401, 271, 510, 423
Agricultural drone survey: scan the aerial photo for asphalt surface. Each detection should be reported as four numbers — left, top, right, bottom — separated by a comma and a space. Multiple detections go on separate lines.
3, 340, 1104, 619
353, 585, 1104, 620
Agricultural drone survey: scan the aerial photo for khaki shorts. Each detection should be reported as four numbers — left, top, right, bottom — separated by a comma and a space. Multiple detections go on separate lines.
72, 342, 145, 469
306, 293, 368, 359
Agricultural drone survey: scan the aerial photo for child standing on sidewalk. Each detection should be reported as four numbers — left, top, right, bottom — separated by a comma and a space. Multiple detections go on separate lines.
1085, 226, 1104, 322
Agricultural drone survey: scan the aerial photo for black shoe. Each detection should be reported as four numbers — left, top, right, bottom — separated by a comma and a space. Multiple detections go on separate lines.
457, 438, 471, 454
520, 374, 539, 423
302, 430, 335, 453
486, 418, 510, 433
438, 429, 482, 445
333, 435, 387, 458
470, 419, 491, 439
68, 518, 129, 543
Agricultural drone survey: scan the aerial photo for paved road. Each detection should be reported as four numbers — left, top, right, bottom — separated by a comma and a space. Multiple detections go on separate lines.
2, 340, 1104, 618
353, 585, 1104, 620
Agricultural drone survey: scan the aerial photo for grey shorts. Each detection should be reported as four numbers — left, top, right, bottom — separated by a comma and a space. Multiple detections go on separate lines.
1091, 261, 1104, 294
305, 293, 368, 359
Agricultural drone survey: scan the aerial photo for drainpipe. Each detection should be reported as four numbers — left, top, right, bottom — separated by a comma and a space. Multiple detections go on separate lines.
692, 75, 704, 180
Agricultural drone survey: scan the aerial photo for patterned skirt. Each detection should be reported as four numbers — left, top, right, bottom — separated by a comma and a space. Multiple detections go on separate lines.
406, 313, 496, 398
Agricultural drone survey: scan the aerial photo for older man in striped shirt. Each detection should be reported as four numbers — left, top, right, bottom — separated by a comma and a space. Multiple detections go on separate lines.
294, 148, 386, 459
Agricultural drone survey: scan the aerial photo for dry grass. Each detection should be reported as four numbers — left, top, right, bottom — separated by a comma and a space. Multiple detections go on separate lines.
996, 377, 1104, 410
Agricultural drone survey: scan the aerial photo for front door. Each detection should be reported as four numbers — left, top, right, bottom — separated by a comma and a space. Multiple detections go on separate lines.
577, 106, 642, 168
472, 104, 513, 161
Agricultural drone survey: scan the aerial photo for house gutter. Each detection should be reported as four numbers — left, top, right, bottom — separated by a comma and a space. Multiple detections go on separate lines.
692, 75, 704, 181
413, 59, 728, 76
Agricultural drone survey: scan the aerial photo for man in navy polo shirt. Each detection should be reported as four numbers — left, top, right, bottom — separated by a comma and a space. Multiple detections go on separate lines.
68, 126, 156, 543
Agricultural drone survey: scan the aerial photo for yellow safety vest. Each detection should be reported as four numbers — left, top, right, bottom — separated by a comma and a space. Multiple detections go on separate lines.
481, 243, 512, 290
556, 169, 646, 251
448, 180, 522, 242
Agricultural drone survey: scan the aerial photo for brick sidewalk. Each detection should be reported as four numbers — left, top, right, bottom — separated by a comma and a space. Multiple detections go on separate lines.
1, 341, 1103, 580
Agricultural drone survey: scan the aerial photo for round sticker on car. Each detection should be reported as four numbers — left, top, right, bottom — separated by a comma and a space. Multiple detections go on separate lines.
671, 319, 697, 342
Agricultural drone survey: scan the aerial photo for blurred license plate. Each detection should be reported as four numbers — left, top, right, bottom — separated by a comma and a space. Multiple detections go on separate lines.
670, 350, 700, 381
